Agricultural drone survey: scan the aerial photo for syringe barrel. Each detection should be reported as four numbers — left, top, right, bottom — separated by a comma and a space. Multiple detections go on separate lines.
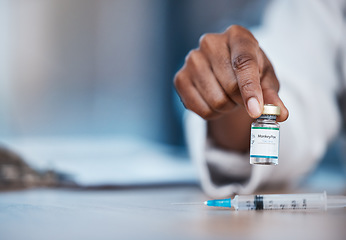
232, 192, 327, 210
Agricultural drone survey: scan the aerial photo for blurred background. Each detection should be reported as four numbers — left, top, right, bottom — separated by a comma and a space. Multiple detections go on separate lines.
0, 0, 267, 144
0, 0, 344, 191
0, 0, 271, 189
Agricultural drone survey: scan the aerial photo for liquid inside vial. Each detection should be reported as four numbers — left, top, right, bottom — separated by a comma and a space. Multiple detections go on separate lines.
250, 115, 280, 165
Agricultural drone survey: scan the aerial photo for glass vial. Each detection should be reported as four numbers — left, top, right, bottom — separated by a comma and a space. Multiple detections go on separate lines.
250, 104, 280, 165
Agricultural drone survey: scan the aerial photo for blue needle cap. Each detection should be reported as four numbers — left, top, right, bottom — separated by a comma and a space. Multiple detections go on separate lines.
205, 198, 232, 208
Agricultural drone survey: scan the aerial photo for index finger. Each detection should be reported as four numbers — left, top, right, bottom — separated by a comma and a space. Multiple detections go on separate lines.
226, 25, 263, 118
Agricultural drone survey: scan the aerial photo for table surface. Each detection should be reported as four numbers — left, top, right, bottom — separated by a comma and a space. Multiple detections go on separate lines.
0, 186, 345, 240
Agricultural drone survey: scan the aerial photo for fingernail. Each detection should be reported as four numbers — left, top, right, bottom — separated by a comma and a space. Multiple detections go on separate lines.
247, 97, 261, 117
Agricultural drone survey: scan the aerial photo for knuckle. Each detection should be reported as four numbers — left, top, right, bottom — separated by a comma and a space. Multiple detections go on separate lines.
198, 33, 208, 44
226, 25, 259, 47
225, 25, 247, 37
199, 33, 219, 50
227, 25, 242, 33
226, 25, 255, 38
232, 54, 255, 71
200, 108, 215, 120
210, 95, 229, 111
185, 49, 194, 62
173, 71, 187, 91
199, 33, 211, 45
185, 49, 200, 67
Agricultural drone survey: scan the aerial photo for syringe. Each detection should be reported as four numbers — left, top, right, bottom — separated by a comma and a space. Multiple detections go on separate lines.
204, 192, 346, 211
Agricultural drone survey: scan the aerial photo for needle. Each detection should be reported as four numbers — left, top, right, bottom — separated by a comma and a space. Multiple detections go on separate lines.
170, 202, 204, 205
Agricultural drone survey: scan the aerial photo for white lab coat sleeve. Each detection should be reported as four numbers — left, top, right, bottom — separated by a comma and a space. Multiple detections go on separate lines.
185, 0, 345, 198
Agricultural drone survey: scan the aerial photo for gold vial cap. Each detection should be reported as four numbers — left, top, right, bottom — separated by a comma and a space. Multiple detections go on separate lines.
262, 104, 280, 116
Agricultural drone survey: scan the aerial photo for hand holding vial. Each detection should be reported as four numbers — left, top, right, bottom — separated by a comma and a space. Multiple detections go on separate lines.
174, 25, 289, 153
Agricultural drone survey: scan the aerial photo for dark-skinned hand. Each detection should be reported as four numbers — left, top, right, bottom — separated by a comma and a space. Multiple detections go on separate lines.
174, 25, 289, 151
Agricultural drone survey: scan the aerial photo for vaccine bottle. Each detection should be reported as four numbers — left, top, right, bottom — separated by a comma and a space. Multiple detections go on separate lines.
250, 104, 280, 165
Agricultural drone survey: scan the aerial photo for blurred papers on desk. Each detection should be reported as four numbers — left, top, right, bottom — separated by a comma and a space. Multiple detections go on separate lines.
1, 137, 197, 187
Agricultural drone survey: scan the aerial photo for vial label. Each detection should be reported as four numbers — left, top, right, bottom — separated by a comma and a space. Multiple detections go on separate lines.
250, 127, 279, 159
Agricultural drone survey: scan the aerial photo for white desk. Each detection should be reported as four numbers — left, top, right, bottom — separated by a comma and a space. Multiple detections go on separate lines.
0, 186, 345, 240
